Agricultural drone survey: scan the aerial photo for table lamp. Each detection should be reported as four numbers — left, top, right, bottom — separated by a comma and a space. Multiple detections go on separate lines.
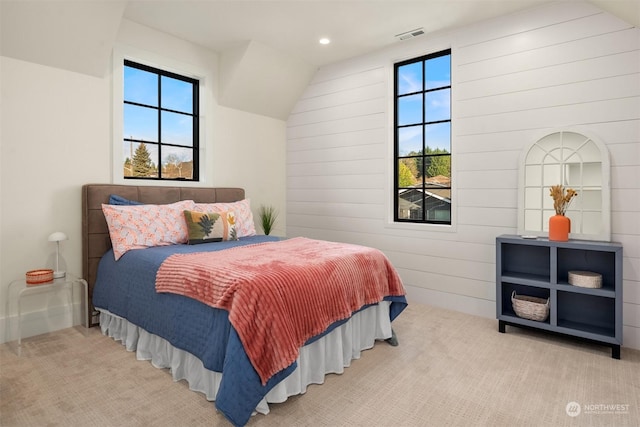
48, 231, 68, 278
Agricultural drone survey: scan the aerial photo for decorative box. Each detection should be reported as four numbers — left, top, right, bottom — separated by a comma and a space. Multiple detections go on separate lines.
568, 270, 602, 289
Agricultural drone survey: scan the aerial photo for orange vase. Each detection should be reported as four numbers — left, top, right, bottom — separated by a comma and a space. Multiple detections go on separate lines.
549, 214, 570, 242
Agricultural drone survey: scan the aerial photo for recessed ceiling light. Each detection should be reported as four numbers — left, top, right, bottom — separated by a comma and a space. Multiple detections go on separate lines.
319, 38, 331, 45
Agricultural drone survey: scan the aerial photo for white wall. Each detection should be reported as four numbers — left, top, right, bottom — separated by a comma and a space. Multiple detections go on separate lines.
286, 2, 640, 349
0, 20, 287, 343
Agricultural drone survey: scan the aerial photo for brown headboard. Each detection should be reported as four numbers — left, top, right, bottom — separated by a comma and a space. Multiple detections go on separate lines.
81, 184, 245, 326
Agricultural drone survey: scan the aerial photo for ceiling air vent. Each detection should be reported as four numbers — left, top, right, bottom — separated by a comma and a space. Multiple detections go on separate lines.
395, 28, 425, 41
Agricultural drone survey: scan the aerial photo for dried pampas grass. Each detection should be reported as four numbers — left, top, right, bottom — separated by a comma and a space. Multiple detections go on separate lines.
549, 185, 578, 215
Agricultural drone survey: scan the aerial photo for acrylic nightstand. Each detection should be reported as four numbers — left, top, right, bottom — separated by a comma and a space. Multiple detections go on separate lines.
6, 274, 89, 355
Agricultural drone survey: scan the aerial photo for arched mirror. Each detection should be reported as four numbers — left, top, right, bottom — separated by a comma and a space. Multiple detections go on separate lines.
518, 130, 611, 241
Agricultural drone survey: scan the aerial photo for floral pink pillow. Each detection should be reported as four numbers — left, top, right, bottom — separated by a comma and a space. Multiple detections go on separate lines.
102, 200, 195, 260
193, 199, 256, 237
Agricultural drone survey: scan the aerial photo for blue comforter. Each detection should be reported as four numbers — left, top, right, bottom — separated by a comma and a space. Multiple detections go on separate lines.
93, 236, 407, 426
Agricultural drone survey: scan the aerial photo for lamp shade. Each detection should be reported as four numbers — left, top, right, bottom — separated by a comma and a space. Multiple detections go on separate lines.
48, 231, 68, 242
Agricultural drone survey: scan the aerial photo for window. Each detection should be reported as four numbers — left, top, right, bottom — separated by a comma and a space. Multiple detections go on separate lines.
394, 49, 451, 224
123, 60, 199, 180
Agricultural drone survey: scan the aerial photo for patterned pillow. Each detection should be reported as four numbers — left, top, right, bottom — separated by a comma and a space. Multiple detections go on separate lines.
193, 199, 256, 237
102, 200, 195, 260
184, 210, 238, 244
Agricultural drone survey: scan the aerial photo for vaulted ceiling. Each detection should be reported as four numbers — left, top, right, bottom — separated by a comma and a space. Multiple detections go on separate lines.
121, 0, 640, 68
1, 1, 638, 119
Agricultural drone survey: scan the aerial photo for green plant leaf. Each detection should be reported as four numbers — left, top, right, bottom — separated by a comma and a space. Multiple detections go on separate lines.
258, 204, 278, 236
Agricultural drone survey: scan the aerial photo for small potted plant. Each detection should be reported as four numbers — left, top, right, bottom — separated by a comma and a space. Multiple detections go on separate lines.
258, 204, 278, 236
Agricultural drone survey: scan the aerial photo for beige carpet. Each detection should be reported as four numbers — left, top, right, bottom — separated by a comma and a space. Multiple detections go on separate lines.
1, 303, 638, 426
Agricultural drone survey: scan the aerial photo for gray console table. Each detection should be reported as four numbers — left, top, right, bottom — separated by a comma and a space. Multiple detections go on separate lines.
496, 235, 623, 359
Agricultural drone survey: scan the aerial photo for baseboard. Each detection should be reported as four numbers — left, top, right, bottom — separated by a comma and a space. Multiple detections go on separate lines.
0, 303, 81, 345
404, 284, 496, 320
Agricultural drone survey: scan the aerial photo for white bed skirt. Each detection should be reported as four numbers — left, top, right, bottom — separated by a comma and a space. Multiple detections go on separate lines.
98, 301, 392, 416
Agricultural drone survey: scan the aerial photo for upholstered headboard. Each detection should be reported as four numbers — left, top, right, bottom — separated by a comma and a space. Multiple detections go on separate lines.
81, 184, 245, 326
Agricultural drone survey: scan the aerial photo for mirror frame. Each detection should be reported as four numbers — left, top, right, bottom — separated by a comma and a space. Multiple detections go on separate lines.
517, 130, 611, 242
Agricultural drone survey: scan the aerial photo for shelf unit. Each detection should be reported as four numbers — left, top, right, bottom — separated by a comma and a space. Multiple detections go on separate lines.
496, 235, 623, 359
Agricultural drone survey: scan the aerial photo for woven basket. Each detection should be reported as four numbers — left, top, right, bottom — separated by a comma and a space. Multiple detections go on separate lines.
568, 270, 602, 289
26, 269, 54, 285
511, 291, 549, 322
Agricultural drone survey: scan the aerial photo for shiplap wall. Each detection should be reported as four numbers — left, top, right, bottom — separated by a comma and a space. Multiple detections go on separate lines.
286, 2, 640, 350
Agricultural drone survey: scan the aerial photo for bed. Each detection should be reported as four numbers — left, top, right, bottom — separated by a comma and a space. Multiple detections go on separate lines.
82, 184, 407, 426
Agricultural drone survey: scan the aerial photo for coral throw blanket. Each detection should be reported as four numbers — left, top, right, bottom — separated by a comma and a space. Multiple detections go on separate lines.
155, 237, 405, 384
